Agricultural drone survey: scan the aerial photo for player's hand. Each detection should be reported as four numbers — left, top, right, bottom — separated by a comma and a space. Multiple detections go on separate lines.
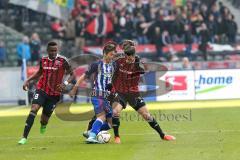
23, 81, 29, 91
56, 83, 66, 92
69, 86, 78, 98
105, 83, 113, 91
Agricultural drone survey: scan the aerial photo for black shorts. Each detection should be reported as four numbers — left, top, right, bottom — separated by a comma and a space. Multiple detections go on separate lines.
113, 92, 146, 111
32, 89, 60, 117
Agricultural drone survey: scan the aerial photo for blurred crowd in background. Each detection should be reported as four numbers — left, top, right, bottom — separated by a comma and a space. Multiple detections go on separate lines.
0, 0, 239, 67
229, 0, 240, 8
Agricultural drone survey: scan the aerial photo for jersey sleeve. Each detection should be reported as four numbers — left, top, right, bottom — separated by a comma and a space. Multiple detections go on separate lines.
85, 62, 98, 79
135, 56, 145, 74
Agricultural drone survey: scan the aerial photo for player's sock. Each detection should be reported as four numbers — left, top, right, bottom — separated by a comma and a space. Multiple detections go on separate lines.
91, 118, 103, 135
148, 117, 165, 139
112, 116, 120, 137
40, 120, 47, 128
40, 121, 47, 134
23, 111, 37, 138
87, 116, 97, 131
40, 120, 47, 126
100, 122, 111, 131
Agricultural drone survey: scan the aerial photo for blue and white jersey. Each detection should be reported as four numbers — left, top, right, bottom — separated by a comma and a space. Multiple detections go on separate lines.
85, 60, 115, 96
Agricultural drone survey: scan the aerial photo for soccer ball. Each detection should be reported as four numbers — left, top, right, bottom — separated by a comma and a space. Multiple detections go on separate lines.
97, 131, 111, 143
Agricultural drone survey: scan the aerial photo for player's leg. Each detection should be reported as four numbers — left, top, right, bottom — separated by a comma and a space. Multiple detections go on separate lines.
40, 96, 59, 134
40, 113, 48, 134
89, 113, 106, 136
82, 115, 96, 138
137, 105, 165, 139
128, 95, 175, 140
40, 108, 53, 134
18, 104, 41, 145
86, 97, 107, 143
83, 115, 112, 138
133, 97, 175, 141
82, 101, 112, 138
100, 102, 113, 131
86, 112, 106, 143
137, 106, 175, 140
18, 90, 44, 144
101, 117, 112, 131
87, 115, 97, 131
112, 101, 124, 143
84, 97, 116, 140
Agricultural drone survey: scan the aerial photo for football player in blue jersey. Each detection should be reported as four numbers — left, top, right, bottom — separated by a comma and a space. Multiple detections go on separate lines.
70, 41, 117, 143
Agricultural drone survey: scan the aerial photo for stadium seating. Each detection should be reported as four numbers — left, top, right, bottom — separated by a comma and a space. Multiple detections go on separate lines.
0, 23, 23, 66
0, 0, 239, 67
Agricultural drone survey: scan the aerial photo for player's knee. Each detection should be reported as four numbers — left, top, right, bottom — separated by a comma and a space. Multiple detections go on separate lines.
31, 104, 40, 112
97, 112, 106, 122
113, 109, 121, 117
29, 110, 37, 115
99, 116, 106, 122
42, 110, 53, 118
141, 112, 151, 121
40, 120, 48, 125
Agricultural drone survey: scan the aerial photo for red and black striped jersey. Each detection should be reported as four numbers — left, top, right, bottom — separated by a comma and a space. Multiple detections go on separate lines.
37, 55, 72, 96
113, 56, 144, 93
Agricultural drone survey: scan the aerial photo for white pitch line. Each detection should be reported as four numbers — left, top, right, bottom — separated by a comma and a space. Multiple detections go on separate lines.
1, 129, 240, 141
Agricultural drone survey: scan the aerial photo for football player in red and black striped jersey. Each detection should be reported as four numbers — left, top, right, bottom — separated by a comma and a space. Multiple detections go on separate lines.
18, 41, 74, 145
84, 40, 176, 143
112, 40, 176, 143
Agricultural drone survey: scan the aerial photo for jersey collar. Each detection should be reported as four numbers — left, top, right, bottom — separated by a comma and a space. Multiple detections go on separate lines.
48, 54, 59, 61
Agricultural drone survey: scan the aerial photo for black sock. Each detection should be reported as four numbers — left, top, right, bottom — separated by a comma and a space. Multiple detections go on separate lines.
87, 116, 96, 131
40, 121, 47, 127
148, 118, 165, 139
23, 111, 37, 138
112, 116, 120, 137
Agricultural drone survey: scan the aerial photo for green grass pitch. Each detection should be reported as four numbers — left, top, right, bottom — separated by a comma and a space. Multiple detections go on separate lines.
0, 101, 240, 160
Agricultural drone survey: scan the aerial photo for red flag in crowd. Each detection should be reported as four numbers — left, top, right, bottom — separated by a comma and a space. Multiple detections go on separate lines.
86, 13, 113, 36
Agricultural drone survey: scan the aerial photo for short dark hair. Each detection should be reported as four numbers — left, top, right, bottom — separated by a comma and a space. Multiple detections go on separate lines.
124, 45, 135, 56
103, 41, 117, 54
121, 40, 135, 51
47, 41, 58, 48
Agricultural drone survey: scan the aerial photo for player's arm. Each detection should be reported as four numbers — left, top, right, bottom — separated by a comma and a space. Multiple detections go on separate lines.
23, 61, 43, 91
69, 62, 98, 97
69, 73, 87, 97
63, 59, 75, 84
134, 56, 145, 75
57, 58, 75, 92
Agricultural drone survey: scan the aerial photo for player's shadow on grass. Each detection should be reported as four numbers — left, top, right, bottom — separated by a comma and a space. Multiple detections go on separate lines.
55, 102, 94, 121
